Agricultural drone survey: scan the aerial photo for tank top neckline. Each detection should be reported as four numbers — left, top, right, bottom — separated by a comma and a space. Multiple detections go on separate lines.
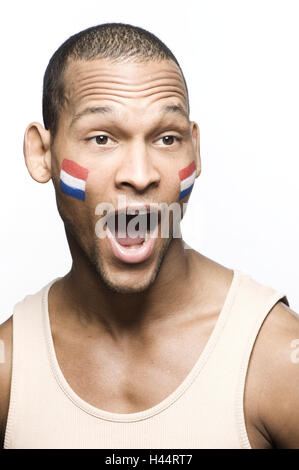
42, 269, 241, 423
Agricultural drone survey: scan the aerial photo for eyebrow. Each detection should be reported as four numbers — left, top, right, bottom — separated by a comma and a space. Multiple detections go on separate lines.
70, 106, 113, 128
163, 104, 189, 120
70, 103, 189, 128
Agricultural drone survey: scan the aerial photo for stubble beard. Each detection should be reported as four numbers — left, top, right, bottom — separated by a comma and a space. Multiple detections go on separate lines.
89, 234, 172, 295
60, 192, 178, 295
63, 212, 172, 295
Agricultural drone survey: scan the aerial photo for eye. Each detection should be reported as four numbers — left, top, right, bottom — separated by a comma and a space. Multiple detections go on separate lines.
95, 135, 109, 145
156, 135, 182, 146
87, 135, 114, 145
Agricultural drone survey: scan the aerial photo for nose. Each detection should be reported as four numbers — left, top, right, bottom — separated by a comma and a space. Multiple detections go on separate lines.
115, 140, 161, 193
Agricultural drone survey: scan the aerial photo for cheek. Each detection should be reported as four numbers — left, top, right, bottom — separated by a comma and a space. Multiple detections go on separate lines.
59, 158, 89, 202
58, 159, 94, 235
178, 160, 196, 201
57, 159, 104, 245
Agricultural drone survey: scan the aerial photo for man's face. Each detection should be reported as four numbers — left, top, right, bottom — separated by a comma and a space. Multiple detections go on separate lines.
50, 58, 200, 294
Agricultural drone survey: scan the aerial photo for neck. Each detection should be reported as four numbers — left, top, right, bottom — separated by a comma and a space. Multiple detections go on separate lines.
53, 230, 202, 338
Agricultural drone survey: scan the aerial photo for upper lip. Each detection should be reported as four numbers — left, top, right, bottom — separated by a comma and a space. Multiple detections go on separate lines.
105, 204, 161, 228
108, 203, 161, 217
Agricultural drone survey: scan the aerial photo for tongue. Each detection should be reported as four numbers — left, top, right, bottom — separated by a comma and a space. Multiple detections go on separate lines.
115, 236, 145, 246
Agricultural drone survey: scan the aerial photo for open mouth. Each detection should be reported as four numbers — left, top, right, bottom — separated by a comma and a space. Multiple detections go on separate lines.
105, 208, 160, 264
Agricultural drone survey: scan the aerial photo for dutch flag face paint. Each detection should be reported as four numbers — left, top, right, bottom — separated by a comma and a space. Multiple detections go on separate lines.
60, 159, 89, 201
178, 160, 196, 200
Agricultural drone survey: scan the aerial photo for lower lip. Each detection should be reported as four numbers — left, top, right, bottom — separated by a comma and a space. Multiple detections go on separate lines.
106, 226, 159, 264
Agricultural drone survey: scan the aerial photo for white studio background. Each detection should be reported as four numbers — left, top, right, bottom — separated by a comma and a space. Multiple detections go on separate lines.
0, 0, 299, 323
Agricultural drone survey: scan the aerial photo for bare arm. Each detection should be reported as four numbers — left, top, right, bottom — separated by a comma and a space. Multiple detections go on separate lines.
0, 317, 12, 448
246, 301, 299, 448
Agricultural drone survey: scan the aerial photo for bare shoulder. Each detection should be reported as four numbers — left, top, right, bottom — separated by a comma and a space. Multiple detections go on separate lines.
0, 316, 13, 448
245, 300, 299, 448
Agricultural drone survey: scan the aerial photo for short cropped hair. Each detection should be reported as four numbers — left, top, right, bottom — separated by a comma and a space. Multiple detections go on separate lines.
42, 23, 190, 139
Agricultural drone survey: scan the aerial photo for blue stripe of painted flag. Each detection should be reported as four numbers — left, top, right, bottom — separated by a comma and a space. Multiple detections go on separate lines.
179, 184, 194, 200
60, 180, 85, 201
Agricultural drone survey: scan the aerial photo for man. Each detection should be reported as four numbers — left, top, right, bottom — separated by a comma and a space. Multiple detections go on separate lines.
0, 23, 299, 449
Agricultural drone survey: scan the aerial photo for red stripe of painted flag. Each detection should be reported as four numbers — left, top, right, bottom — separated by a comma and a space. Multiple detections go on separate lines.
61, 159, 89, 181
179, 160, 196, 181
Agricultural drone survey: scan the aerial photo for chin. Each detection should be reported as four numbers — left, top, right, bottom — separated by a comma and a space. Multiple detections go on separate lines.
92, 237, 171, 295
102, 277, 155, 295
96, 265, 159, 295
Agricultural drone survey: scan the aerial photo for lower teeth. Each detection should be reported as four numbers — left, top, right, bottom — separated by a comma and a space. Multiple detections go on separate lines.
127, 243, 144, 249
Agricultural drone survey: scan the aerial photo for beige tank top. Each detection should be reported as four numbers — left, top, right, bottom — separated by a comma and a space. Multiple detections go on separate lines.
4, 269, 289, 449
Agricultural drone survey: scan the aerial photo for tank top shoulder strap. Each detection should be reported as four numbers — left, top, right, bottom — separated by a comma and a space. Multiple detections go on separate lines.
200, 269, 289, 448
234, 271, 288, 447
4, 279, 60, 449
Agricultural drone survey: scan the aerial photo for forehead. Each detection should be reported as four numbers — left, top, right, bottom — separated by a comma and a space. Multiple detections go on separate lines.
62, 58, 189, 119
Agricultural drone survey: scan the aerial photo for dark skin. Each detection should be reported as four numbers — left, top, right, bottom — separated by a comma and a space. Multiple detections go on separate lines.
1, 58, 299, 448
1, 254, 299, 448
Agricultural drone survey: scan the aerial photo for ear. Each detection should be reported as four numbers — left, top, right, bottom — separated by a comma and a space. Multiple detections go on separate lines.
23, 122, 52, 183
190, 121, 201, 178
